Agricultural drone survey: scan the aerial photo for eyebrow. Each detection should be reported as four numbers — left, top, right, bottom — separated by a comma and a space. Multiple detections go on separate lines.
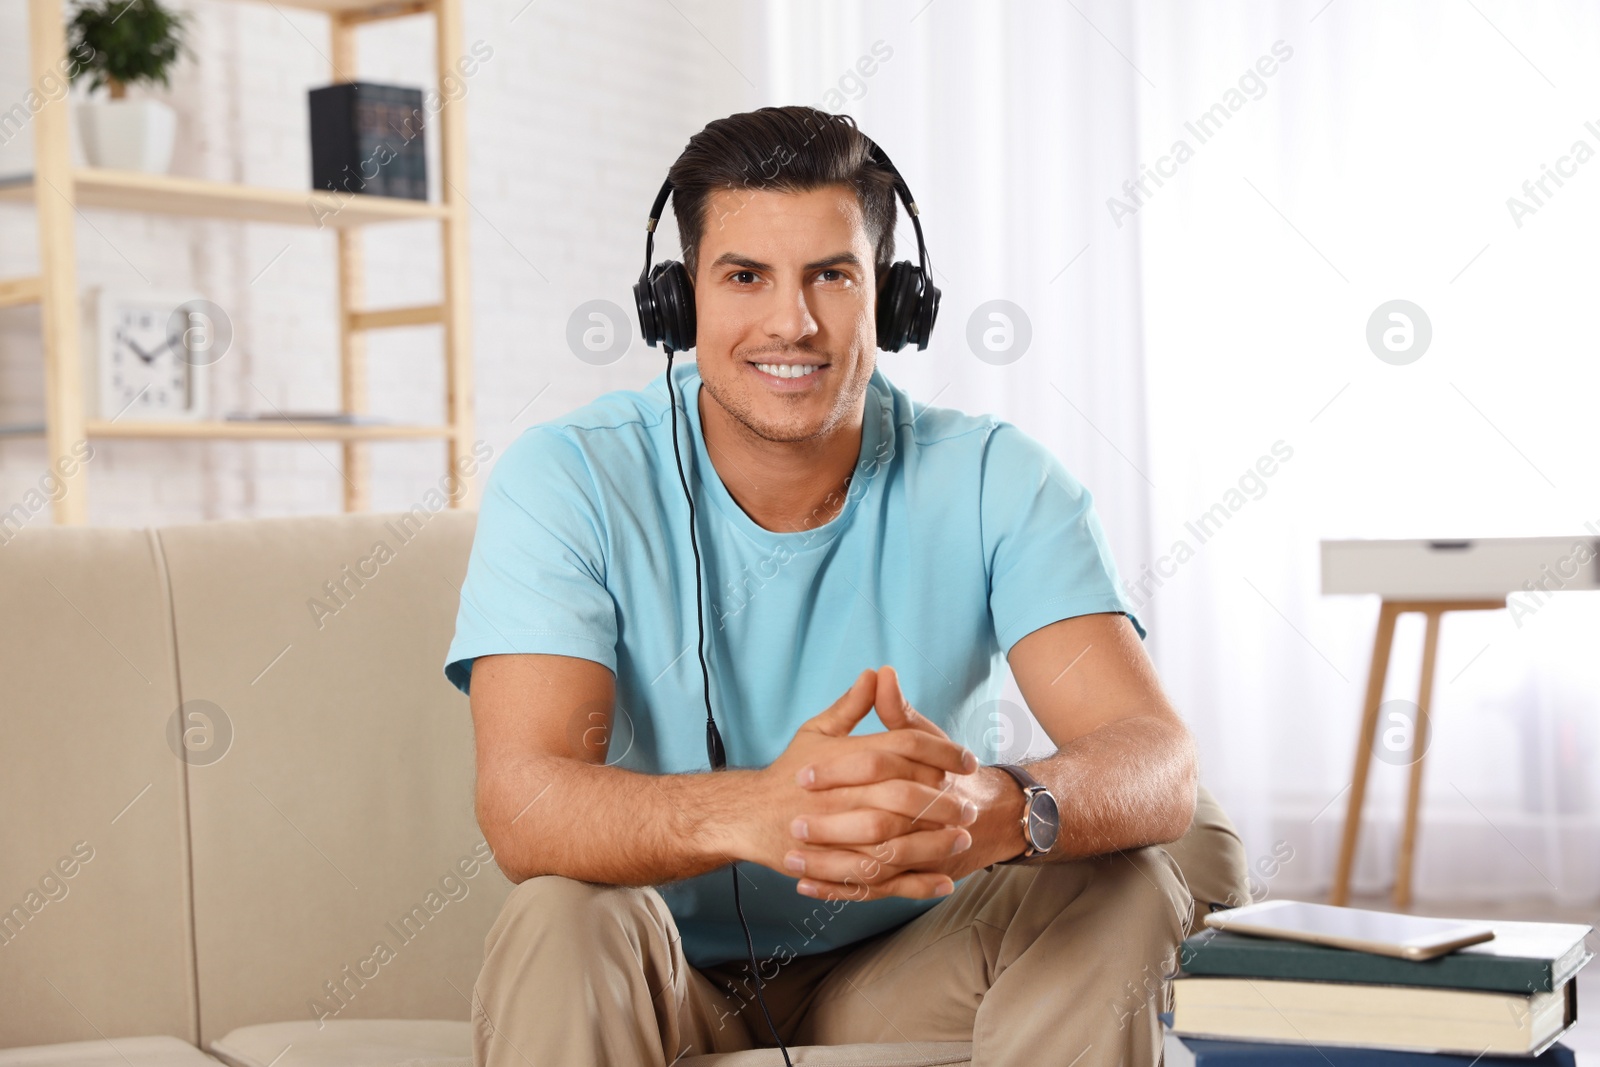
709, 251, 864, 273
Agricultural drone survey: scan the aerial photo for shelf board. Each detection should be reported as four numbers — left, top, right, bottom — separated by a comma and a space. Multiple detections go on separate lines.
230, 0, 431, 16
0, 169, 450, 228
85, 420, 455, 441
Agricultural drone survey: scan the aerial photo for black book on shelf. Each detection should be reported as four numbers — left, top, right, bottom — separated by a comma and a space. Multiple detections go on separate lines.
308, 81, 427, 201
362, 83, 417, 200
383, 83, 427, 201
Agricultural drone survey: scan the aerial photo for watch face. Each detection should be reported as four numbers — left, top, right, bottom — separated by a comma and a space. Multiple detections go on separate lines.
107, 303, 192, 417
1027, 790, 1060, 853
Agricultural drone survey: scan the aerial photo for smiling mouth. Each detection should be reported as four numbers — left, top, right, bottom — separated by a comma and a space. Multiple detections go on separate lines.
750, 362, 825, 379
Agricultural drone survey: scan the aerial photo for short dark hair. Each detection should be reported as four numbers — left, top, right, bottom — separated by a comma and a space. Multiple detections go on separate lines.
666, 106, 899, 284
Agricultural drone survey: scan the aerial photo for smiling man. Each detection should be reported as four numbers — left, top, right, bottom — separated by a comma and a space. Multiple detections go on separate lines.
444, 106, 1250, 1067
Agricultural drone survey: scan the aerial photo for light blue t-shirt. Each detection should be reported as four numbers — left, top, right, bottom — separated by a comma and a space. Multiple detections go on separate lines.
444, 359, 1143, 968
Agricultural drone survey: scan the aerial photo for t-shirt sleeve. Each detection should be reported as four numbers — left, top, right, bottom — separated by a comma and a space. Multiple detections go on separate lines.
980, 420, 1146, 656
443, 427, 618, 696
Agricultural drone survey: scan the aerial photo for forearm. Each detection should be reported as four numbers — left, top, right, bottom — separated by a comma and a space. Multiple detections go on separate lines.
980, 714, 1198, 866
479, 755, 754, 885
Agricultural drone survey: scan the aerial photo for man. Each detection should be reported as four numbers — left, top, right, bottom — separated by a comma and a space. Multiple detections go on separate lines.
444, 105, 1249, 1066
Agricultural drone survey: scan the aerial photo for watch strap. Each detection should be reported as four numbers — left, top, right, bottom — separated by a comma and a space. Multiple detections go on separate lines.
992, 762, 1043, 794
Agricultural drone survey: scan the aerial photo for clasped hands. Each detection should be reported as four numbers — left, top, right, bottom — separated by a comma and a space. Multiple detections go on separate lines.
739, 665, 1010, 902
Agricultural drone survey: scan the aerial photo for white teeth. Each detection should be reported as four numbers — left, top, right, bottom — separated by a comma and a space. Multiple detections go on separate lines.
754, 363, 820, 379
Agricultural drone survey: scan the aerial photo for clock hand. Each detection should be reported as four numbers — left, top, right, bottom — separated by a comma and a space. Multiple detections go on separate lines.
120, 331, 157, 364
155, 332, 184, 361
166, 315, 207, 362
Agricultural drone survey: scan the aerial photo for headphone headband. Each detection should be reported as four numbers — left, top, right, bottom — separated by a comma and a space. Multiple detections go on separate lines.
646, 177, 672, 233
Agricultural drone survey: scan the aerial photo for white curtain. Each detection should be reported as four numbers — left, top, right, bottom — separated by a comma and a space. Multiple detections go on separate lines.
1130, 0, 1600, 905
752, 0, 1154, 754
757, 0, 1600, 907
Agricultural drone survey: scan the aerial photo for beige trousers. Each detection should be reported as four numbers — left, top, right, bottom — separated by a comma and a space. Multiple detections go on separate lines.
472, 784, 1250, 1067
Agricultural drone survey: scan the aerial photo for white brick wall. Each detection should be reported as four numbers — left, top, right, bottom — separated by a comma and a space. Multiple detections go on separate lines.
0, 0, 758, 526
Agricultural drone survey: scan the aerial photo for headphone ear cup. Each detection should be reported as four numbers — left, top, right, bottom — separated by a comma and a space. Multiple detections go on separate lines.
632, 270, 660, 347
634, 260, 696, 351
877, 261, 941, 352
912, 275, 941, 350
654, 261, 695, 352
876, 261, 918, 352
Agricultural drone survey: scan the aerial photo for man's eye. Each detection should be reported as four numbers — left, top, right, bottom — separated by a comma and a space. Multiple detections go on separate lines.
731, 271, 759, 285
818, 269, 849, 284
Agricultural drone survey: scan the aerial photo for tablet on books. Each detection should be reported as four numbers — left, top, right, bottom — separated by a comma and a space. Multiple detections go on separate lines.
1202, 899, 1495, 961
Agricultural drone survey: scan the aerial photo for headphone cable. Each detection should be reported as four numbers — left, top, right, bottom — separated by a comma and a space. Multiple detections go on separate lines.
665, 348, 795, 1067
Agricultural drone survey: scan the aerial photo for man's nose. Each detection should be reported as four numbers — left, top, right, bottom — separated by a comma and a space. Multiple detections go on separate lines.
761, 280, 820, 344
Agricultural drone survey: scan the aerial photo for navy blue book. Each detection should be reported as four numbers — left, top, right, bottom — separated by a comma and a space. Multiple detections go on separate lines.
1164, 1033, 1577, 1067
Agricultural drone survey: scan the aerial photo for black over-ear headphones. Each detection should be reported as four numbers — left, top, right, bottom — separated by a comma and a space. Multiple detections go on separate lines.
631, 137, 937, 1067
633, 139, 940, 354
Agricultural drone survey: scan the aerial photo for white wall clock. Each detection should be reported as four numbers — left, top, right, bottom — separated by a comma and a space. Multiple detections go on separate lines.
90, 288, 215, 421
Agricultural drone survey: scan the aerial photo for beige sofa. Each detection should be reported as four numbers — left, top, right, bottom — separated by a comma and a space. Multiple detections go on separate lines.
0, 511, 979, 1066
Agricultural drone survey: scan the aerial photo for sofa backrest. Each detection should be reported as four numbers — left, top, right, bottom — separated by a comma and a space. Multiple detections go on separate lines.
157, 509, 510, 1045
1, 510, 510, 1049
0, 528, 199, 1048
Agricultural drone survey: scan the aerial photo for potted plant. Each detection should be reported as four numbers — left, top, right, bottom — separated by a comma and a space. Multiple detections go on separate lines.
67, 0, 192, 173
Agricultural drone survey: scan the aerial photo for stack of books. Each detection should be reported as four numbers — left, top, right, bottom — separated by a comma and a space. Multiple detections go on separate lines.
1163, 913, 1592, 1065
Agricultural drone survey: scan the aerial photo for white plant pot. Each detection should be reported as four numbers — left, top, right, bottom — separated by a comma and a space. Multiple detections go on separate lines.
76, 98, 177, 173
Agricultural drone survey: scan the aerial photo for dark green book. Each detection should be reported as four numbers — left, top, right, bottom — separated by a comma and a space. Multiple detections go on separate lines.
1180, 921, 1591, 994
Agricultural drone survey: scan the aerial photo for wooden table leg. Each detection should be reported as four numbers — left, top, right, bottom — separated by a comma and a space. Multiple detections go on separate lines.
1393, 608, 1442, 910
1330, 601, 1399, 906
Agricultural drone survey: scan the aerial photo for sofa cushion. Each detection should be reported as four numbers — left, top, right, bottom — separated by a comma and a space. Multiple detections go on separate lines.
678, 1043, 973, 1066
0, 528, 198, 1047
152, 512, 511, 1044
207, 1020, 469, 1067
0, 1036, 221, 1066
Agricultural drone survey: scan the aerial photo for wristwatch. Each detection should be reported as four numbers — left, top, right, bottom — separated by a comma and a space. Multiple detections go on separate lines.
991, 763, 1060, 865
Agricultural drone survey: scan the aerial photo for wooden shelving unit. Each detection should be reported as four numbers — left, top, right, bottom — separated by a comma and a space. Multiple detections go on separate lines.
84, 420, 456, 440
0, 168, 455, 227
10, 0, 475, 523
